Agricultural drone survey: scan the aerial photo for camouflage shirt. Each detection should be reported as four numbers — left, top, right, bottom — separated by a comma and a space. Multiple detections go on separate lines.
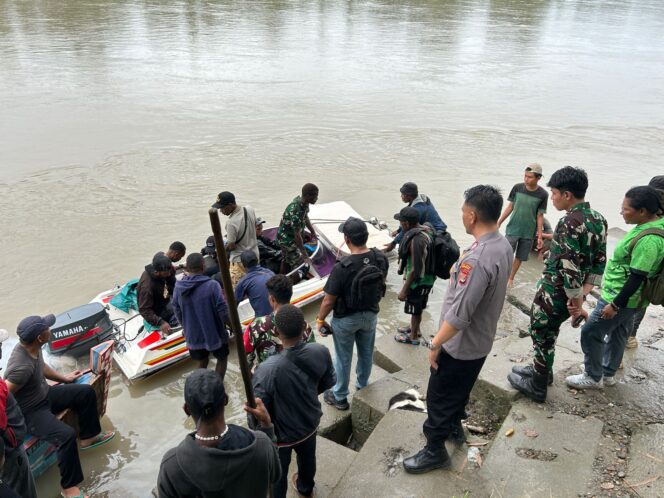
243, 312, 315, 368
541, 202, 607, 298
277, 196, 308, 246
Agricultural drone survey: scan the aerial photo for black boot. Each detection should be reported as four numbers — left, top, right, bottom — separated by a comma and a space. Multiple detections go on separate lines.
507, 370, 548, 403
403, 445, 451, 474
447, 420, 466, 446
511, 364, 553, 386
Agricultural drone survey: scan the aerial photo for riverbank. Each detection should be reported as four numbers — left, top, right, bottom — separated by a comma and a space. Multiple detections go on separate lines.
306, 258, 664, 498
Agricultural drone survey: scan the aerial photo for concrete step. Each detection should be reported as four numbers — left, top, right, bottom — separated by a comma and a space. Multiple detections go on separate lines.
481, 400, 603, 497
480, 332, 584, 402
495, 298, 531, 339
351, 362, 430, 444
286, 436, 357, 498
318, 350, 390, 444
372, 333, 428, 373
627, 423, 664, 497
330, 409, 488, 497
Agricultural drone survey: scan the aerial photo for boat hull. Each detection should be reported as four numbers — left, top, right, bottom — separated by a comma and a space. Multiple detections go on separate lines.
97, 238, 335, 381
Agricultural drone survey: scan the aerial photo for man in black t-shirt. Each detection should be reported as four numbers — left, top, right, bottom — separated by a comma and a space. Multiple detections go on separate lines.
316, 217, 389, 410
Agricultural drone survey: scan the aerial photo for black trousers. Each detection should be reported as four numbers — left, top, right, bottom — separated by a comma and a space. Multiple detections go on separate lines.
274, 433, 316, 498
423, 350, 486, 447
24, 384, 101, 489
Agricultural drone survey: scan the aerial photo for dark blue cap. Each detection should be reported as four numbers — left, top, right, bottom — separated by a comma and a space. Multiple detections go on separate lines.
17, 314, 56, 343
240, 249, 258, 268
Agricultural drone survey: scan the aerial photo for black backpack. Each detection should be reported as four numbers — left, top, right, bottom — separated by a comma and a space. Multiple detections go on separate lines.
340, 249, 387, 310
425, 224, 460, 280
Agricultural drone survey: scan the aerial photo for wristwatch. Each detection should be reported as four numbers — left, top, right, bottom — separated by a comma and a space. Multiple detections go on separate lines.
427, 341, 439, 351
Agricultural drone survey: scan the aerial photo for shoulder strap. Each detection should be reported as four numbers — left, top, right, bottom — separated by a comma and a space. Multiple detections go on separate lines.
339, 255, 353, 268
369, 248, 387, 270
235, 207, 249, 244
284, 348, 319, 380
628, 228, 664, 255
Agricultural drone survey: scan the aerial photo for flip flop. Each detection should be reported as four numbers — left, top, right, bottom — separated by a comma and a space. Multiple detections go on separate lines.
396, 327, 423, 338
394, 332, 419, 346
61, 492, 88, 498
81, 430, 115, 451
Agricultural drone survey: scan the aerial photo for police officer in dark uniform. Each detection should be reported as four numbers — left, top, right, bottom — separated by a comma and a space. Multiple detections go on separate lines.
403, 185, 513, 474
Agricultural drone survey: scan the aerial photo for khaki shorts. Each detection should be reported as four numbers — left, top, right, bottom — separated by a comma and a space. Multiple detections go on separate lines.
229, 262, 246, 286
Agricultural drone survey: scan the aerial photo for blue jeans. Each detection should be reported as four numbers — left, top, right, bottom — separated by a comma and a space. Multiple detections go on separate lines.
330, 311, 378, 400
629, 306, 647, 337
580, 299, 638, 381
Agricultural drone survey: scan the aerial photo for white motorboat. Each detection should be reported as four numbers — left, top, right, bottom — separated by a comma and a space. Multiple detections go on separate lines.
93, 227, 336, 381
309, 201, 395, 258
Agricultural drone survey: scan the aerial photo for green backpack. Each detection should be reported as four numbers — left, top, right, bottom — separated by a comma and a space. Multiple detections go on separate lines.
628, 228, 664, 306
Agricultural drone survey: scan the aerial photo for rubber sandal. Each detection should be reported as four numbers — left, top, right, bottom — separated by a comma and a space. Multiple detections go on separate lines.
397, 327, 422, 338
81, 430, 115, 451
61, 492, 87, 498
394, 333, 420, 346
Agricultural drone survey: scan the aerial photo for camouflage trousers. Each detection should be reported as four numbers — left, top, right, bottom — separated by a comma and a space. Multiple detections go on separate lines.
529, 281, 570, 372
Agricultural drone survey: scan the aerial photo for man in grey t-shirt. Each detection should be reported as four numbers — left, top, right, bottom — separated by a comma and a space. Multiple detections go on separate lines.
403, 185, 513, 475
4, 314, 115, 498
212, 191, 259, 286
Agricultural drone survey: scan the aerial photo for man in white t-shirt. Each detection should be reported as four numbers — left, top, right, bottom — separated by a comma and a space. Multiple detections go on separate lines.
212, 191, 259, 285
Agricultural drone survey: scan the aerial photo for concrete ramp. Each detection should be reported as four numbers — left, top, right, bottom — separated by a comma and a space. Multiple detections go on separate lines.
482, 401, 603, 497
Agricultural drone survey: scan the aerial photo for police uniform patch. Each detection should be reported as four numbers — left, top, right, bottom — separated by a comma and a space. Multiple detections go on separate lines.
458, 262, 473, 285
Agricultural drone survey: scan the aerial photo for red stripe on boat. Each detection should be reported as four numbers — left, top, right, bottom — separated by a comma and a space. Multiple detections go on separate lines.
50, 328, 101, 350
150, 336, 185, 351
138, 332, 162, 349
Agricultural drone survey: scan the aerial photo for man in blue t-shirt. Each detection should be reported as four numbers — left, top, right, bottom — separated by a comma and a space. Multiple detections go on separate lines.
235, 250, 275, 317
384, 182, 447, 252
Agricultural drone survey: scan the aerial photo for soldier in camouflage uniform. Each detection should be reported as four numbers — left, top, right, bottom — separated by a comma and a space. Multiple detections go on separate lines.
276, 183, 319, 275
243, 274, 315, 371
508, 166, 607, 402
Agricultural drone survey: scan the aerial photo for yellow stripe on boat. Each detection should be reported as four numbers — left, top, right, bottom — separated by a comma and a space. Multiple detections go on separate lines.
145, 346, 189, 366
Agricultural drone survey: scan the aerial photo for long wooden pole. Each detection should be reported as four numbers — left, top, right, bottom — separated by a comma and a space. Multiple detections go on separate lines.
208, 208, 256, 408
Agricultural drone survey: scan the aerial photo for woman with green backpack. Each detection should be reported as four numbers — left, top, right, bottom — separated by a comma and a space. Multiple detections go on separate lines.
566, 185, 664, 390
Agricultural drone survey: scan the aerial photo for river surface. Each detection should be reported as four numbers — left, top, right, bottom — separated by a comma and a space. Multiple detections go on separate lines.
1, 0, 663, 496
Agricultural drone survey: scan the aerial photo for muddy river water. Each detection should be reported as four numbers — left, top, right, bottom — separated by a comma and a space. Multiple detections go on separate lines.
1, 0, 663, 495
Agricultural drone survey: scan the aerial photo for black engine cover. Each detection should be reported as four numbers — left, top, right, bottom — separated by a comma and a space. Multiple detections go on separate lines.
48, 303, 115, 356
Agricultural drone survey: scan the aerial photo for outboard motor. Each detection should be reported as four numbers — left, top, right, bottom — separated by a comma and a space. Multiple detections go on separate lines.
48, 303, 116, 356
